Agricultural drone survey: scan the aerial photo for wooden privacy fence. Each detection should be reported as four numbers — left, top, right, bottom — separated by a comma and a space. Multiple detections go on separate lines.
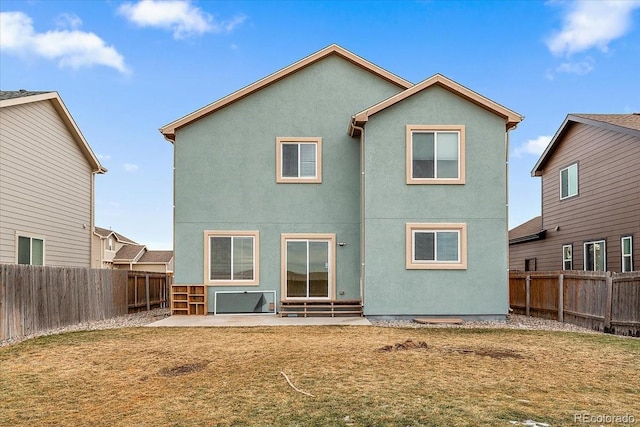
0, 264, 128, 341
509, 270, 640, 337
127, 271, 171, 312
1, 265, 172, 341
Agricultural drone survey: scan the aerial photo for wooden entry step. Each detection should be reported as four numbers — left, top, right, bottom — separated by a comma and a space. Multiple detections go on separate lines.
280, 300, 363, 318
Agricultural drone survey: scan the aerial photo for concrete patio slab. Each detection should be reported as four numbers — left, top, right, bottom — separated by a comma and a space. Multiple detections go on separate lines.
146, 314, 371, 327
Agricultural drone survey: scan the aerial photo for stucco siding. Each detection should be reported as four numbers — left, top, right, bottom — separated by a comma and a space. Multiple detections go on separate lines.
173, 54, 403, 309
362, 85, 509, 316
0, 100, 93, 266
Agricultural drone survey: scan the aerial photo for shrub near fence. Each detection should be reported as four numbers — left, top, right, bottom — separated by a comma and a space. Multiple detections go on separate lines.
0, 264, 128, 341
509, 270, 640, 337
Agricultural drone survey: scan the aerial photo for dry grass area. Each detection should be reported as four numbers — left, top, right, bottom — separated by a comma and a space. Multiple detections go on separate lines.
1, 326, 638, 426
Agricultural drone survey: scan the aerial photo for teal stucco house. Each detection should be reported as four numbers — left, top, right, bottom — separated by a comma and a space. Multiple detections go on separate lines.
160, 45, 522, 319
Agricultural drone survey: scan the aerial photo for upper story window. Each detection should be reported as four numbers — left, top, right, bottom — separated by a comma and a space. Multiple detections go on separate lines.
406, 223, 467, 270
562, 244, 573, 270
622, 236, 633, 272
17, 234, 44, 265
276, 137, 322, 183
205, 231, 259, 286
584, 240, 605, 271
406, 125, 465, 185
560, 163, 578, 199
108, 237, 114, 251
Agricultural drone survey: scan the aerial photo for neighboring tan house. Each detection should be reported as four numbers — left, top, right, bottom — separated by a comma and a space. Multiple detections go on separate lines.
509, 114, 640, 272
92, 226, 174, 274
160, 45, 522, 318
0, 90, 106, 267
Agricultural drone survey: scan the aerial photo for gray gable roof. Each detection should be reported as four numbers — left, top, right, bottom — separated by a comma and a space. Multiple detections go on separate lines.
0, 90, 52, 101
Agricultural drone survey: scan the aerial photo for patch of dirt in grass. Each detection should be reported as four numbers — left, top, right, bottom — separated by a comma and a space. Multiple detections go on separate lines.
158, 360, 210, 377
378, 339, 524, 359
447, 347, 524, 359
377, 338, 428, 351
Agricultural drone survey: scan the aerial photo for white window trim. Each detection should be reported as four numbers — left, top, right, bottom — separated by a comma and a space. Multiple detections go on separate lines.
622, 236, 633, 272
276, 137, 322, 183
562, 244, 573, 270
405, 223, 467, 270
15, 232, 46, 266
406, 125, 465, 185
560, 163, 578, 200
204, 230, 260, 286
584, 240, 606, 272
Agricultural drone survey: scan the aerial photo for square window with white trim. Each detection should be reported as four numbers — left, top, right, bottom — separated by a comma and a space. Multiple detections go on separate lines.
17, 234, 45, 265
406, 223, 467, 269
204, 231, 259, 285
276, 137, 322, 183
406, 125, 465, 184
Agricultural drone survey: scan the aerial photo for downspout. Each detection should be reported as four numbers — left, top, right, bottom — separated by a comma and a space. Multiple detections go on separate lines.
352, 124, 366, 310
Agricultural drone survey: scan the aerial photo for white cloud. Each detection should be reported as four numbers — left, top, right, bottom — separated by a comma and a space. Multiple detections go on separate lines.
55, 13, 82, 30
124, 163, 139, 172
547, 0, 640, 56
555, 57, 595, 75
118, 0, 246, 39
513, 136, 552, 158
0, 11, 129, 73
97, 154, 112, 161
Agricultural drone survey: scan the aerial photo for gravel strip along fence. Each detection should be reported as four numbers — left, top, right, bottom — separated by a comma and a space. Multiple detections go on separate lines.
3, 310, 628, 348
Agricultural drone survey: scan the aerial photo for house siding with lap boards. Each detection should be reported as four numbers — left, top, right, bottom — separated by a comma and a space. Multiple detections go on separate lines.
161, 45, 522, 319
509, 114, 640, 273
0, 91, 105, 267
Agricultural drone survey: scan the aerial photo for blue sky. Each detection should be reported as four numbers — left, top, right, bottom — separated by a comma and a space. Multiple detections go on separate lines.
1, 0, 639, 249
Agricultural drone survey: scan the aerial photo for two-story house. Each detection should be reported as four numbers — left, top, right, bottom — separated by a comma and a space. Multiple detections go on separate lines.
92, 226, 174, 274
509, 114, 640, 272
0, 90, 106, 267
160, 45, 522, 318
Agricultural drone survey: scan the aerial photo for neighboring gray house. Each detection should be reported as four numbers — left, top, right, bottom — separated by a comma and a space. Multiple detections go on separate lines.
160, 45, 522, 318
0, 90, 106, 267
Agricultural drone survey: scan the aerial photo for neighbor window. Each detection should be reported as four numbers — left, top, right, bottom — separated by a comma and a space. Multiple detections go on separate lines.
622, 236, 633, 272
406, 223, 467, 269
276, 137, 322, 183
562, 244, 573, 270
524, 258, 536, 271
560, 163, 578, 199
406, 125, 465, 184
204, 231, 259, 285
17, 235, 44, 265
584, 240, 605, 271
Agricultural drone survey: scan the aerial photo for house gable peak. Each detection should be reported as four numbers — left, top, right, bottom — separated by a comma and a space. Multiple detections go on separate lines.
349, 73, 523, 136
159, 44, 412, 142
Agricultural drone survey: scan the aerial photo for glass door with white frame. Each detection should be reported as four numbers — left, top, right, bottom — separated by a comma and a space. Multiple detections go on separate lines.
285, 239, 331, 299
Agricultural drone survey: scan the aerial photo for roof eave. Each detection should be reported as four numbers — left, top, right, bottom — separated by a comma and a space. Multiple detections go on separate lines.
508, 230, 547, 245
349, 74, 523, 135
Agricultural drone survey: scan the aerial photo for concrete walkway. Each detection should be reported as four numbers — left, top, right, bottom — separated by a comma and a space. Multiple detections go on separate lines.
146, 314, 371, 327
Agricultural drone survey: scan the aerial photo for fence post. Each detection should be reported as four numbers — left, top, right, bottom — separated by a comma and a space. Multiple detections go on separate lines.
525, 275, 531, 317
558, 274, 564, 323
145, 274, 151, 311
604, 271, 613, 331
